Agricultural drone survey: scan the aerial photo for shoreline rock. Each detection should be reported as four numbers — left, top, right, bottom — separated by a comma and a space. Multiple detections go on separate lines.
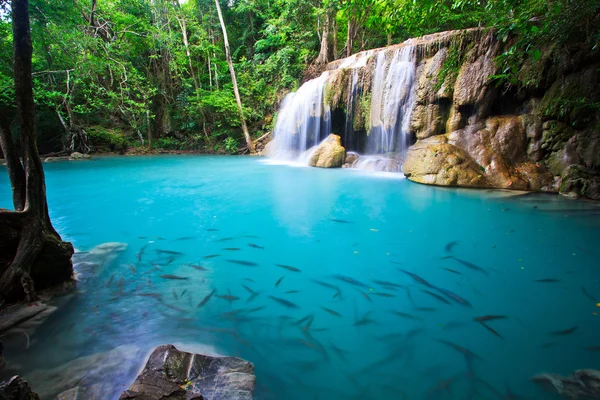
308, 134, 346, 168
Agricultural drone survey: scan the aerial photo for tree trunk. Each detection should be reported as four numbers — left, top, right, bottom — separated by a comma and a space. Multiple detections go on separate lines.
0, 0, 74, 303
346, 18, 355, 57
146, 106, 153, 150
0, 123, 26, 211
214, 0, 254, 153
332, 16, 338, 61
316, 10, 331, 65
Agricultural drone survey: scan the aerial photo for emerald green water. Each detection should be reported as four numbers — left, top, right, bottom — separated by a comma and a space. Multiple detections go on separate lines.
1, 155, 599, 399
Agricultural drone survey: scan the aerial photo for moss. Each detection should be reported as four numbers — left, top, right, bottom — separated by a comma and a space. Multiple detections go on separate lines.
324, 69, 348, 109
436, 35, 473, 93
354, 92, 371, 131
86, 126, 128, 153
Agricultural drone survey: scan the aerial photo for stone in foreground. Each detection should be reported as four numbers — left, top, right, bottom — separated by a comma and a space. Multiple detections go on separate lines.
308, 134, 346, 168
120, 344, 255, 400
531, 369, 600, 399
0, 376, 40, 400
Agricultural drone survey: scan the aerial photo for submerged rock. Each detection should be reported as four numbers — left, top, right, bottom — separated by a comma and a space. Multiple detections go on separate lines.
404, 138, 490, 187
69, 152, 91, 160
308, 134, 346, 168
73, 242, 127, 282
531, 369, 600, 399
0, 376, 40, 400
121, 344, 255, 400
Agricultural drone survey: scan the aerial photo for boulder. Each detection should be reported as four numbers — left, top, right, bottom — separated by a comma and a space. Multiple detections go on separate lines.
531, 369, 600, 399
344, 152, 360, 166
404, 138, 490, 187
0, 376, 40, 400
559, 164, 600, 200
121, 344, 255, 400
69, 152, 91, 160
308, 134, 346, 168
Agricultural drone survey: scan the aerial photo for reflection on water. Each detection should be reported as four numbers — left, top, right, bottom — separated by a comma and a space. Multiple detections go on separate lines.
1, 156, 599, 399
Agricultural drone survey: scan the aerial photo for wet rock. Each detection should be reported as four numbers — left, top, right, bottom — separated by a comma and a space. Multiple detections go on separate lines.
121, 344, 255, 400
532, 369, 600, 399
261, 138, 276, 157
56, 387, 82, 400
73, 242, 127, 282
0, 376, 40, 400
344, 152, 360, 166
404, 138, 490, 187
308, 134, 346, 168
44, 157, 69, 163
69, 152, 91, 160
559, 165, 600, 200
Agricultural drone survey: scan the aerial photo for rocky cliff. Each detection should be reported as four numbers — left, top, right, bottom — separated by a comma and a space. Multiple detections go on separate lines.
309, 29, 600, 199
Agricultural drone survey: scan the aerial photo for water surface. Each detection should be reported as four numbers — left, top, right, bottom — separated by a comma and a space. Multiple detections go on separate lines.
1, 155, 599, 399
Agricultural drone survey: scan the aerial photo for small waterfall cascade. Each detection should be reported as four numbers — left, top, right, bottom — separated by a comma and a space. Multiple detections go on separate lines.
269, 73, 331, 161
269, 45, 417, 171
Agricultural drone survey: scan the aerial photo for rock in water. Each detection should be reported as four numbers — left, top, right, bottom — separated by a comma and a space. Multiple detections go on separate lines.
308, 134, 346, 168
121, 344, 255, 400
531, 369, 600, 399
69, 152, 91, 160
344, 151, 360, 166
0, 376, 40, 400
404, 138, 490, 187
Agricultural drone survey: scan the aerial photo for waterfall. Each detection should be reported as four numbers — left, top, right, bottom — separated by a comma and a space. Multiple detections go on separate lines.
269, 73, 331, 161
269, 45, 417, 171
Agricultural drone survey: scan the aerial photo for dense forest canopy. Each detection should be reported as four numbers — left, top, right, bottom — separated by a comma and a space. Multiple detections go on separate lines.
0, 0, 598, 154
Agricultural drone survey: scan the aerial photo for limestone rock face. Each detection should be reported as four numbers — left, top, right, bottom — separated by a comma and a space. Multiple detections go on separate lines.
121, 344, 255, 400
308, 134, 346, 168
404, 138, 489, 187
69, 152, 91, 160
0, 376, 40, 400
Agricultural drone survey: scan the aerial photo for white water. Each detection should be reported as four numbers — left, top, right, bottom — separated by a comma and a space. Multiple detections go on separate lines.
270, 46, 417, 171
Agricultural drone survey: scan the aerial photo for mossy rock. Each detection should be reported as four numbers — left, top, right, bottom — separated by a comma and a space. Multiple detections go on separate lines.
86, 126, 128, 153
308, 134, 346, 168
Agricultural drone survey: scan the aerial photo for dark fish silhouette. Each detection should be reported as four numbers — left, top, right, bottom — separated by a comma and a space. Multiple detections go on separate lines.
389, 311, 421, 321
332, 274, 369, 288
197, 289, 215, 308
275, 264, 301, 272
241, 284, 257, 295
174, 236, 195, 241
205, 228, 219, 232
190, 265, 208, 271
204, 254, 220, 259
296, 314, 315, 326
372, 279, 404, 288
248, 243, 264, 249
328, 343, 349, 361
223, 247, 241, 251
310, 279, 339, 291
541, 342, 557, 349
354, 311, 376, 326
534, 278, 561, 283
320, 306, 342, 317
415, 307, 436, 312
137, 243, 149, 261
550, 326, 578, 336
422, 290, 451, 305
443, 268, 462, 275
329, 218, 352, 223
105, 274, 115, 287
356, 290, 372, 302
215, 237, 236, 242
181, 289, 187, 297
216, 294, 240, 302
445, 256, 488, 276
226, 259, 258, 267
172, 289, 179, 300
398, 269, 433, 287
275, 275, 286, 287
436, 339, 482, 360
369, 292, 396, 298
268, 295, 299, 309
581, 286, 597, 302
285, 290, 300, 294
156, 249, 185, 255
445, 240, 459, 253
434, 286, 473, 307
473, 315, 507, 322
478, 321, 503, 339
160, 274, 189, 280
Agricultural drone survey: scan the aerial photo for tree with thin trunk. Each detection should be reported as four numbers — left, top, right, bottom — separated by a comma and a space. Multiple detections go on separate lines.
214, 0, 255, 154
316, 7, 332, 65
0, 0, 74, 303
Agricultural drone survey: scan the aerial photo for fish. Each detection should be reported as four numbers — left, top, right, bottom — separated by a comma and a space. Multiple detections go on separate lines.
160, 274, 190, 280
433, 286, 473, 307
190, 265, 208, 271
216, 294, 240, 302
328, 343, 349, 361
478, 321, 503, 339
241, 284, 257, 295
372, 279, 404, 288
302, 315, 315, 332
332, 274, 369, 288
223, 247, 241, 251
204, 254, 220, 259
172, 289, 179, 300
296, 314, 315, 326
354, 311, 376, 326
247, 306, 265, 314
540, 342, 557, 349
174, 236, 195, 241
329, 218, 352, 223
128, 264, 137, 274
581, 286, 598, 302
275, 275, 285, 287
285, 290, 300, 294
215, 237, 236, 242
226, 259, 259, 267
320, 306, 342, 317
443, 268, 463, 275
473, 315, 507, 322
397, 269, 434, 287
356, 290, 372, 302
205, 228, 219, 232
436, 339, 482, 360
445, 256, 488, 276
248, 243, 265, 249
369, 292, 396, 298
421, 290, 451, 305
550, 326, 578, 336
415, 307, 436, 312
534, 278, 561, 283
268, 295, 299, 308
389, 311, 421, 321
445, 240, 459, 253
155, 249, 185, 255
181, 289, 187, 297
310, 279, 340, 291
275, 264, 301, 272
137, 243, 149, 261
244, 278, 255, 282
585, 346, 600, 351
197, 290, 215, 308
105, 274, 115, 287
